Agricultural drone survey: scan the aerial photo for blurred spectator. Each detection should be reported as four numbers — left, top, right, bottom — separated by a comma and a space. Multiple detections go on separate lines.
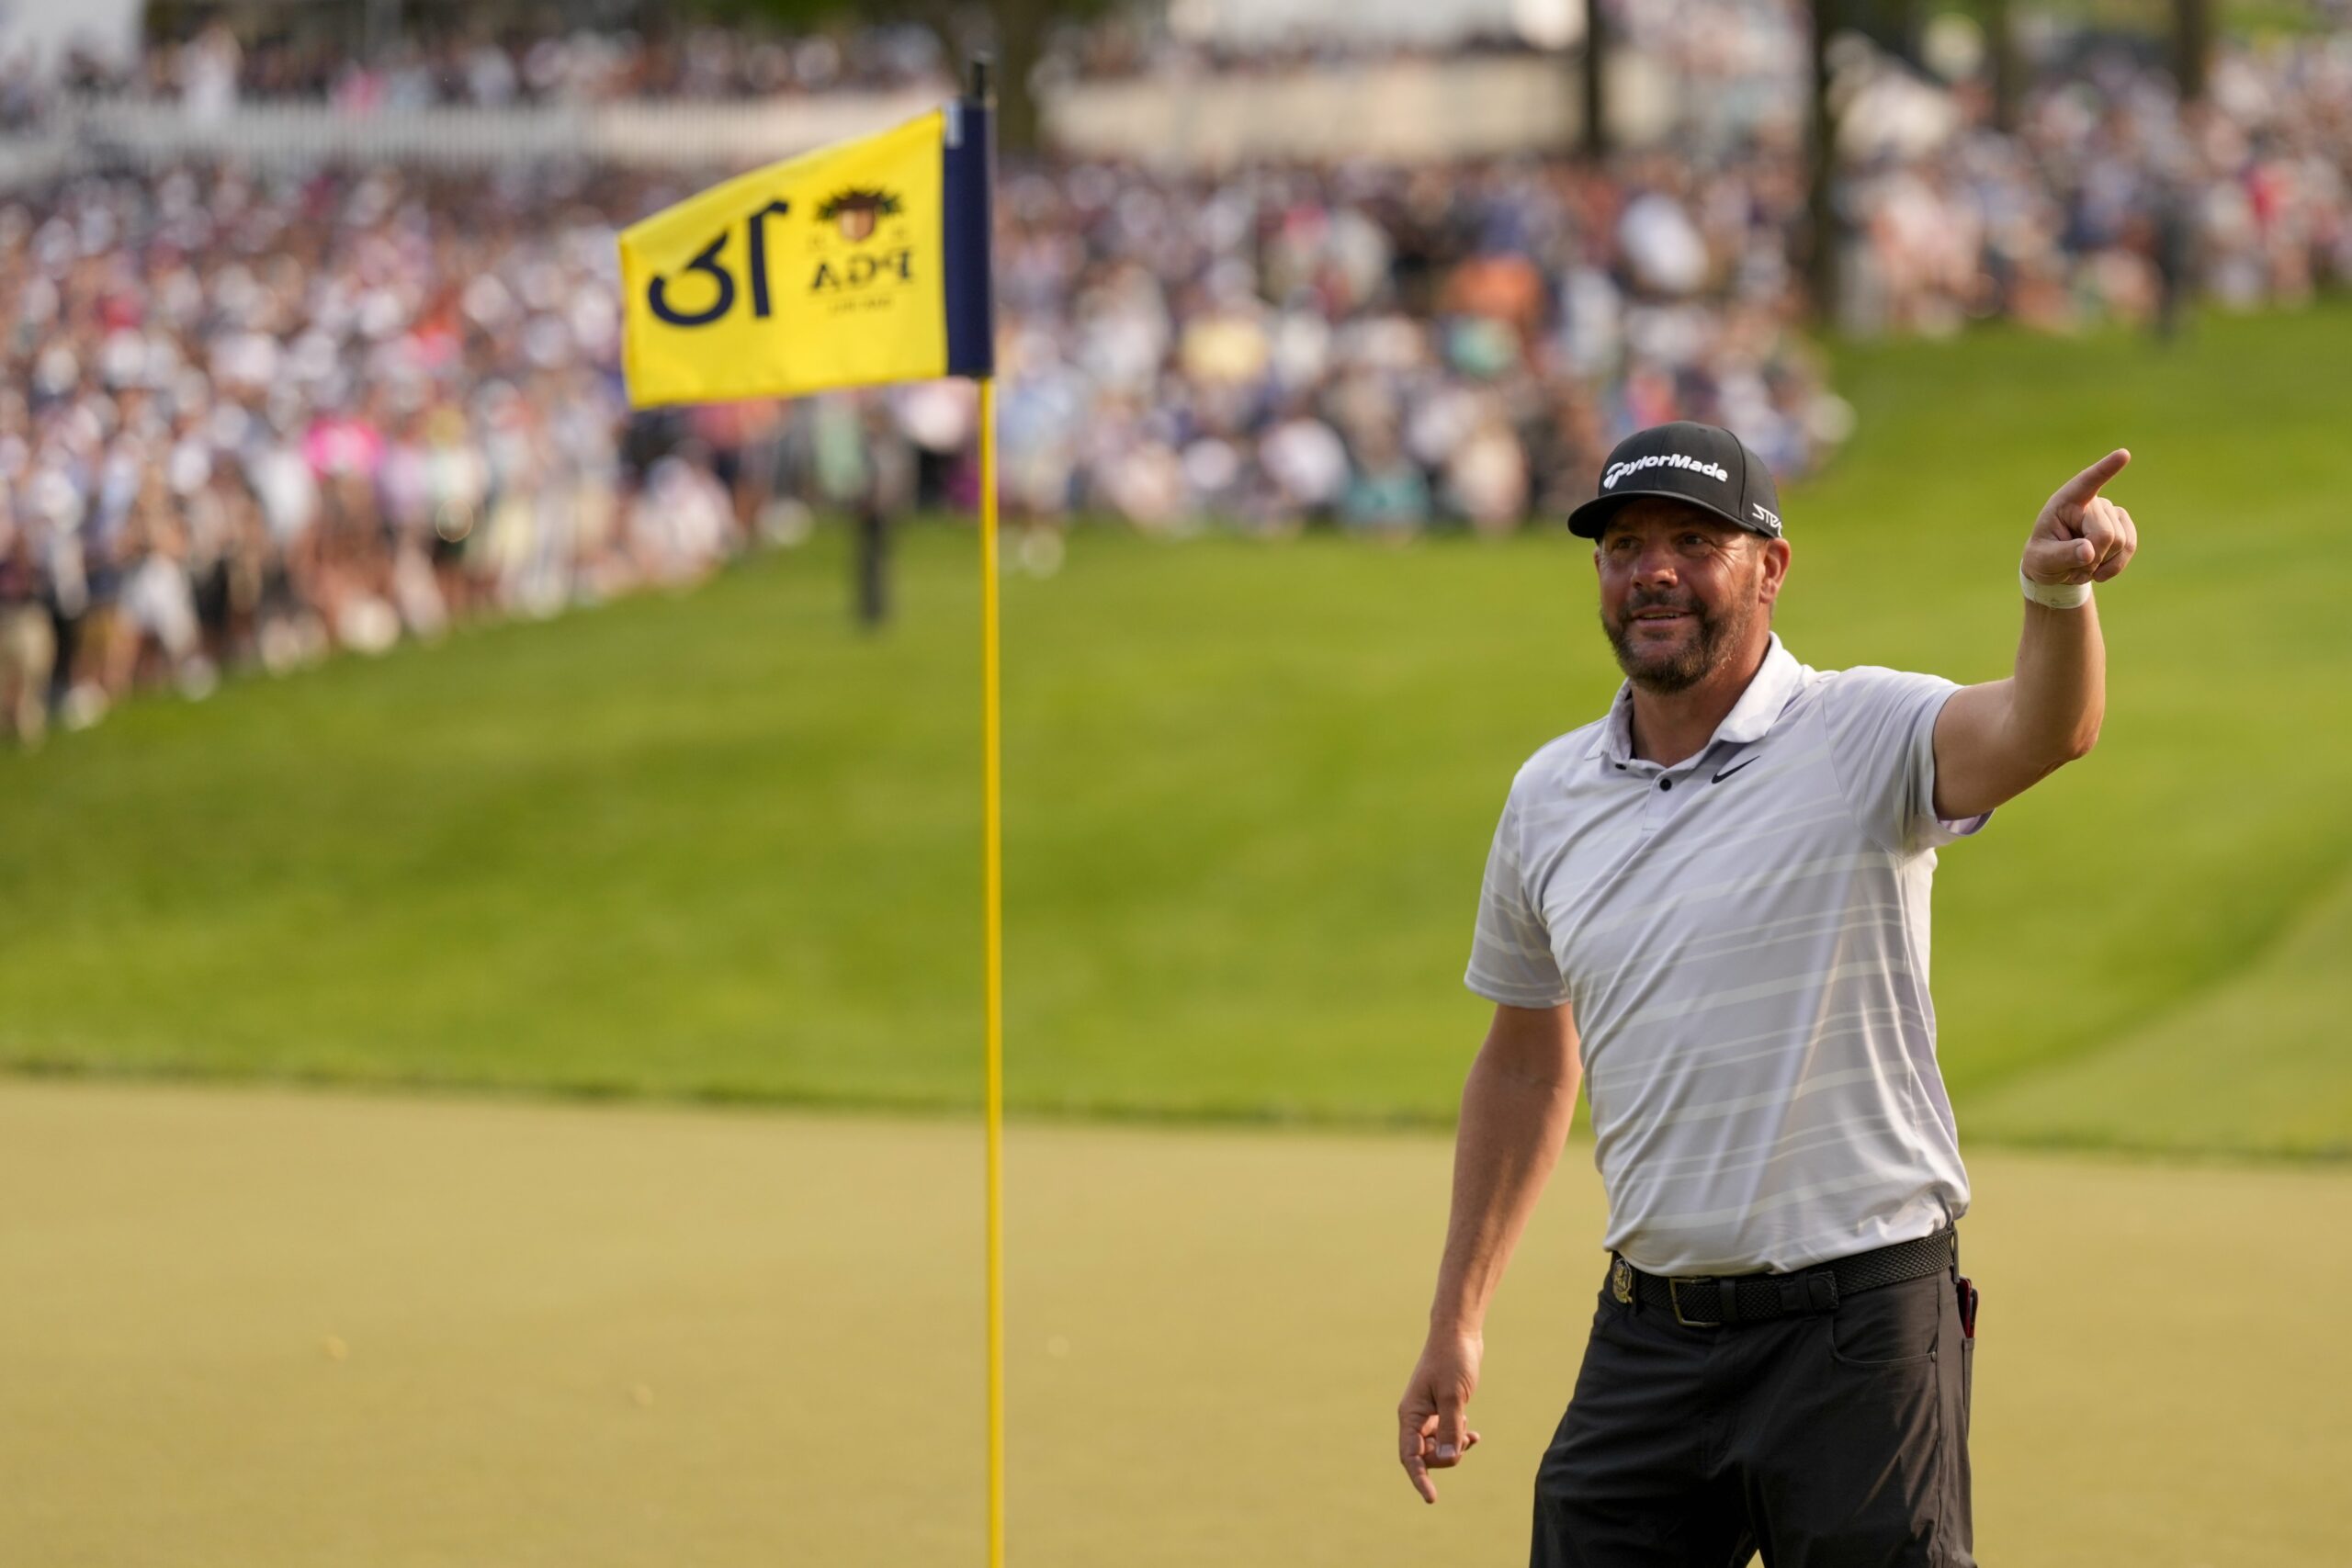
0, 516, 54, 747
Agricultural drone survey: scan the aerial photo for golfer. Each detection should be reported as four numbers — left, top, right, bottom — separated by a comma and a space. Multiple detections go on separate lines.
1396, 421, 2138, 1564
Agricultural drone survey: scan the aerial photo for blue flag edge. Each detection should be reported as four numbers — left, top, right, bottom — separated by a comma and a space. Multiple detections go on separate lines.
942, 95, 996, 380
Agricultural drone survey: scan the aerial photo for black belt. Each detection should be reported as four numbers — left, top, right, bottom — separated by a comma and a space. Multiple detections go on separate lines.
1611, 1230, 1957, 1328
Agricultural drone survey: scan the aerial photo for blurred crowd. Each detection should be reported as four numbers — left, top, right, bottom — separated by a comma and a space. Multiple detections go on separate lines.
5, 10, 2352, 742
992, 152, 1836, 534
0, 143, 1849, 744
1844, 38, 2352, 333
0, 163, 782, 747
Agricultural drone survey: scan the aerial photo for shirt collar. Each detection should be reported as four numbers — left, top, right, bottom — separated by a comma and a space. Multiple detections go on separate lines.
1586, 634, 1804, 765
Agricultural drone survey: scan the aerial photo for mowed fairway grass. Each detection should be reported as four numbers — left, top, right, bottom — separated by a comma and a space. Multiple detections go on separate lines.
6, 304, 2352, 1151
3, 1079, 2347, 1568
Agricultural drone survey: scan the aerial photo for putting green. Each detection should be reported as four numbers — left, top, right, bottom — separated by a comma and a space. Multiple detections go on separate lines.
3, 1080, 2344, 1566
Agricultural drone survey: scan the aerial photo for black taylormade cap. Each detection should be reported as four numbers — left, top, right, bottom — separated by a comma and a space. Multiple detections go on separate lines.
1566, 421, 1784, 541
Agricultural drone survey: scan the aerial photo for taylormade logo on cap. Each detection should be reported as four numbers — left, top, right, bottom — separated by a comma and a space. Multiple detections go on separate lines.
1566, 422, 1783, 540
1602, 453, 1732, 491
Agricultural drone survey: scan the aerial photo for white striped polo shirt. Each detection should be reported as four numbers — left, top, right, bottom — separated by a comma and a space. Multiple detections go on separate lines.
1465, 634, 1987, 1276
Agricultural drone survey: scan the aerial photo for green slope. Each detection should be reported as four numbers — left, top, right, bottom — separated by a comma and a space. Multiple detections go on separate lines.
3, 303, 2349, 1147
1966, 853, 2352, 1156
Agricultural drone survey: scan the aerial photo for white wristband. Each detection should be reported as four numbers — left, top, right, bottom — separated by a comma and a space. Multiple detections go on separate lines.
2020, 566, 2091, 610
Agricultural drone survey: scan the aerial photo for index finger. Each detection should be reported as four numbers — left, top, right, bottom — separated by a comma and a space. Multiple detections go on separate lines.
2053, 448, 2131, 506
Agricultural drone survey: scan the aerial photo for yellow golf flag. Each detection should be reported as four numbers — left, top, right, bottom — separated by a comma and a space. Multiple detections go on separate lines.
617, 103, 995, 407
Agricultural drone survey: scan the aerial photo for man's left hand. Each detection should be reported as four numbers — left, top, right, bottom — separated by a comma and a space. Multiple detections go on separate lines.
2023, 448, 2139, 587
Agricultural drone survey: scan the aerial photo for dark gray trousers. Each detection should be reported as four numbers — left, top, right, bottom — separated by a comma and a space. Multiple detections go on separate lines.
1532, 1265, 1975, 1567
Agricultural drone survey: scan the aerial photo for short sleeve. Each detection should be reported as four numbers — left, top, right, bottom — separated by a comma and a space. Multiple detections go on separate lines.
1819, 667, 1993, 853
1464, 785, 1573, 1009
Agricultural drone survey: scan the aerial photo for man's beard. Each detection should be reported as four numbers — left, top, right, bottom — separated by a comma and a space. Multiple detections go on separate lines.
1602, 589, 1756, 694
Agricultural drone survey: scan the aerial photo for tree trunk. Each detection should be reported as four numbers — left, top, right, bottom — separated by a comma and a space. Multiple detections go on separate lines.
1881, 0, 1921, 68
992, 0, 1050, 153
2173, 0, 2211, 104
1581, 0, 1607, 156
909, 1, 1041, 152
1807, 0, 1841, 323
1987, 0, 2018, 133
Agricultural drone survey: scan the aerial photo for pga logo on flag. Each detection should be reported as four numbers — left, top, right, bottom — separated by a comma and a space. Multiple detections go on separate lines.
617, 106, 993, 407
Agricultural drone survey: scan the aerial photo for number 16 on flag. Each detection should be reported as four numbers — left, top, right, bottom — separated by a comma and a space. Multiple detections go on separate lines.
616, 99, 994, 408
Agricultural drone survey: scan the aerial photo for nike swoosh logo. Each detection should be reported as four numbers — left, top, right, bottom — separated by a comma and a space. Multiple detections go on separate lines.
1712, 758, 1759, 784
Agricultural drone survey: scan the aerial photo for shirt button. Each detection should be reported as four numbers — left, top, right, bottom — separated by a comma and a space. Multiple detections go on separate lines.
1658, 778, 1673, 791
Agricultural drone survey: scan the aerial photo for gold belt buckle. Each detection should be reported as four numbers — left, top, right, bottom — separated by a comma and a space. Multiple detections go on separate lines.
1668, 1278, 1721, 1328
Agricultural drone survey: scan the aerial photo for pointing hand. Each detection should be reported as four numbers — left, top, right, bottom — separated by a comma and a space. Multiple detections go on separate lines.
2024, 448, 2139, 588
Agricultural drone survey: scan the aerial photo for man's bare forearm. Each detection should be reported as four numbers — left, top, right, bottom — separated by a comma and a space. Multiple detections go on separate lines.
1934, 453, 2138, 820
1427, 1015, 1582, 1336
2003, 596, 2107, 768
2001, 446, 2137, 770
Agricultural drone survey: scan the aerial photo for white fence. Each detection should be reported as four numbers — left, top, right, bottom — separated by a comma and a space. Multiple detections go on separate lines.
1044, 54, 1687, 168
39, 88, 950, 174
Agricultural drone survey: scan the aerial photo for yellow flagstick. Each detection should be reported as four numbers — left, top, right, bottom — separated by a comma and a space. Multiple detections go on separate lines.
978, 367, 1006, 1568
963, 57, 1006, 1568
616, 65, 1006, 1561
